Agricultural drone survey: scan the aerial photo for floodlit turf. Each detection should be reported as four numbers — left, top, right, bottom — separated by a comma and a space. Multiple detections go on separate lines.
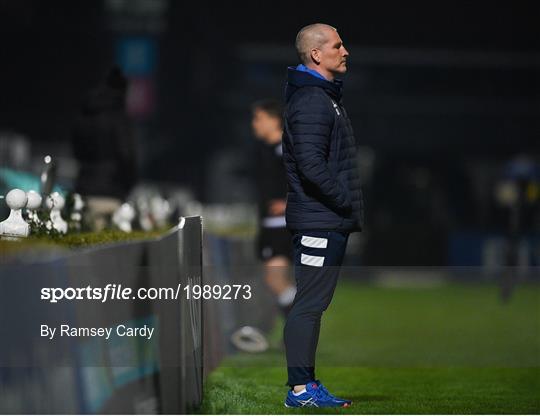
198, 281, 540, 414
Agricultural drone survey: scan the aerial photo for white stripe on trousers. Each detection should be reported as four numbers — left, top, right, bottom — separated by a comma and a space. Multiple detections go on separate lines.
301, 235, 328, 249
300, 253, 325, 267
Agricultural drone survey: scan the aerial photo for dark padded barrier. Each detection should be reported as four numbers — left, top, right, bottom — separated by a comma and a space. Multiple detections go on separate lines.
0, 216, 280, 413
0, 216, 203, 414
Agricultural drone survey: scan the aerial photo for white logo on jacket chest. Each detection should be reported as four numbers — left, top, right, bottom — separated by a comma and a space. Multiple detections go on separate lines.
330, 99, 341, 116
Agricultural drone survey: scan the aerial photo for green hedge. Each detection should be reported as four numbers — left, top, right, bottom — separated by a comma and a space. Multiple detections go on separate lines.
0, 226, 172, 254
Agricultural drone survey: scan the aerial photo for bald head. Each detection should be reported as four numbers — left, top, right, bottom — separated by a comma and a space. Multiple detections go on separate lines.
295, 23, 337, 65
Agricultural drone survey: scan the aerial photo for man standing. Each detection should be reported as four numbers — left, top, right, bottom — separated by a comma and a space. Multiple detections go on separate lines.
282, 23, 363, 408
71, 66, 137, 231
251, 99, 296, 318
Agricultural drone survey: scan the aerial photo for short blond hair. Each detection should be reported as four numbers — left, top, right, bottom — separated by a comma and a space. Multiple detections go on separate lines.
295, 23, 336, 64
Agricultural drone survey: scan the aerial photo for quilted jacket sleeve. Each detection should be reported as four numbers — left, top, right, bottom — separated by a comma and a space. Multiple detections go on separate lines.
287, 92, 351, 212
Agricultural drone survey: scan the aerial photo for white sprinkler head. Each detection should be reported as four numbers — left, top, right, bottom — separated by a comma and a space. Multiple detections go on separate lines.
117, 203, 135, 222
112, 203, 136, 233
46, 192, 65, 210
26, 190, 42, 210
5, 189, 28, 210
73, 193, 84, 210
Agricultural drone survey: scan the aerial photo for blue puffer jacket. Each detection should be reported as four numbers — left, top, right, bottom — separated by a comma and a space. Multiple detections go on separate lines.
282, 67, 364, 232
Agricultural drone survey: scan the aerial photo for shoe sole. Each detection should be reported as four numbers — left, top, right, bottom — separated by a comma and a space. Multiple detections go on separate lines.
284, 402, 352, 408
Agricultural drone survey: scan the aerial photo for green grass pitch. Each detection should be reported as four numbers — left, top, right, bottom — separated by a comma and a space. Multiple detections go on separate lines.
199, 280, 540, 414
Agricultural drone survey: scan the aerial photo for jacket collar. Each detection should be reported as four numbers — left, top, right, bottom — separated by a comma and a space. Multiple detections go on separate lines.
285, 66, 343, 102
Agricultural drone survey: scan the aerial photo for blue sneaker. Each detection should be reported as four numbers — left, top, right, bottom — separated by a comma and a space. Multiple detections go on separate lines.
315, 380, 352, 407
284, 381, 352, 408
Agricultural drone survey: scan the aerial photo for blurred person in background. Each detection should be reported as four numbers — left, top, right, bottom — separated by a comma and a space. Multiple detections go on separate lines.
251, 99, 297, 318
71, 66, 137, 230
281, 23, 363, 407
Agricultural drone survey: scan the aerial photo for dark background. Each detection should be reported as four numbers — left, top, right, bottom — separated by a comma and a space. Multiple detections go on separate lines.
0, 1, 538, 265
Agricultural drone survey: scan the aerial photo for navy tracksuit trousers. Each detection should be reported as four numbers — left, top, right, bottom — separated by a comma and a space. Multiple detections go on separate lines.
284, 230, 349, 386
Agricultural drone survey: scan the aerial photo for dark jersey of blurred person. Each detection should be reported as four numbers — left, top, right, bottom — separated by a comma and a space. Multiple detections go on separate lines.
71, 67, 137, 228
251, 99, 296, 317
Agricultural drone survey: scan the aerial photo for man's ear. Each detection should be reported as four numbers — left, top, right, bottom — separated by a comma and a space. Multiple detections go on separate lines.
310, 48, 320, 64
